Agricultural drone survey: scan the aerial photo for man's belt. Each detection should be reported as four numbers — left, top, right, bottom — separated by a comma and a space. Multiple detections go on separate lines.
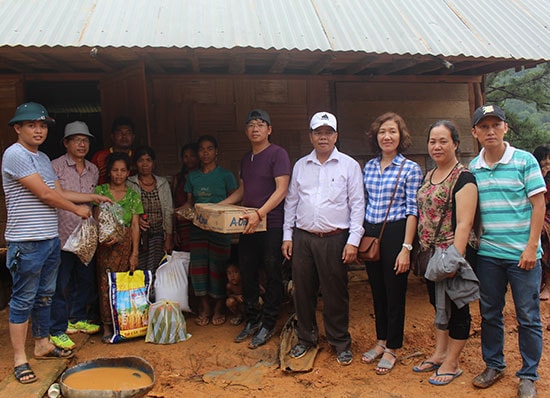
298, 228, 348, 238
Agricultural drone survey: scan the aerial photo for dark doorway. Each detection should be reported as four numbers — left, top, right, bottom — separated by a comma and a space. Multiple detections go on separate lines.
25, 81, 103, 160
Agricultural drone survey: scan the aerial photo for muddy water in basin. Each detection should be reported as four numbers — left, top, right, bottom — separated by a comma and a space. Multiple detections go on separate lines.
63, 366, 152, 390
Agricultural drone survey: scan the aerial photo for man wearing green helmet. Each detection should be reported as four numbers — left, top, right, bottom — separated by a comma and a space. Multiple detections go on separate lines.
2, 102, 110, 384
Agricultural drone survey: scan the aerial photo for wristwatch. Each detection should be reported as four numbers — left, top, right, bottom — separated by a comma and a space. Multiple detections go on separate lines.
402, 243, 413, 251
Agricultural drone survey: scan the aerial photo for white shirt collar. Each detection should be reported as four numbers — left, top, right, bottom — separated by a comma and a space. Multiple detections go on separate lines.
473, 142, 514, 169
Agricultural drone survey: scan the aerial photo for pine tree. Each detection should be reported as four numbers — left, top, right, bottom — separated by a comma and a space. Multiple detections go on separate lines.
485, 62, 550, 151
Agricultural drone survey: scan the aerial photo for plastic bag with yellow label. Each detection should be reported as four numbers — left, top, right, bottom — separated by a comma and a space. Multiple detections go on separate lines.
108, 270, 152, 343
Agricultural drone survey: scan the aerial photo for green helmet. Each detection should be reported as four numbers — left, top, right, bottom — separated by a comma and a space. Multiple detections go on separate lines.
8, 102, 55, 126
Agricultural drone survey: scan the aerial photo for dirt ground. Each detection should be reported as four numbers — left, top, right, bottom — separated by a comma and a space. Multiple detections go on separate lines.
1, 271, 549, 398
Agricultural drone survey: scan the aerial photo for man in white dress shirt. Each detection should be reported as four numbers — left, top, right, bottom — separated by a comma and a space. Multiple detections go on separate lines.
282, 111, 365, 365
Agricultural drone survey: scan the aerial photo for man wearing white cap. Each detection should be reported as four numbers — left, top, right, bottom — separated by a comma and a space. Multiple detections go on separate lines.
282, 112, 365, 365
49, 121, 101, 351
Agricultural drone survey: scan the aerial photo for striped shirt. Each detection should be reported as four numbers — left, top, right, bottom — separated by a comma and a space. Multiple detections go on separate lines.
2, 143, 58, 241
51, 154, 99, 247
470, 143, 546, 260
363, 154, 422, 224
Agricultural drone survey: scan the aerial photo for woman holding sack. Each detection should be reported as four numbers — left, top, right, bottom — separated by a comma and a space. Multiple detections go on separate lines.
361, 112, 422, 375
412, 120, 478, 386
94, 152, 143, 343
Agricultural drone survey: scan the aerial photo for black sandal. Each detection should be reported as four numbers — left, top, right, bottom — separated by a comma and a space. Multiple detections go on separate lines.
14, 362, 37, 384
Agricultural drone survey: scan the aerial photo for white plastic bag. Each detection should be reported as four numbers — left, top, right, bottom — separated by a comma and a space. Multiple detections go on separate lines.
154, 251, 191, 312
145, 300, 191, 344
62, 217, 98, 265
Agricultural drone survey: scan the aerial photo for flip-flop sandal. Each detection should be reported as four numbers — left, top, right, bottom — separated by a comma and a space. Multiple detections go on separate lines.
101, 334, 113, 344
413, 360, 442, 373
35, 346, 74, 360
212, 314, 226, 326
230, 316, 243, 326
361, 343, 386, 364
14, 363, 37, 384
195, 315, 210, 326
429, 368, 463, 386
375, 350, 397, 375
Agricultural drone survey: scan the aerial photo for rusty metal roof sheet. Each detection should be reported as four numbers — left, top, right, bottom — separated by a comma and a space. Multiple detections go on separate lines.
0, 0, 548, 61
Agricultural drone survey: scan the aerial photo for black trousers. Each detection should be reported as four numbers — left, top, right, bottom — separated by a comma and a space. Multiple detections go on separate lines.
292, 228, 350, 353
364, 219, 409, 349
425, 244, 477, 340
238, 228, 283, 330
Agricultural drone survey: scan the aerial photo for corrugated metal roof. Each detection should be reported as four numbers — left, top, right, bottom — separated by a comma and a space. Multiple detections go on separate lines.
0, 0, 548, 60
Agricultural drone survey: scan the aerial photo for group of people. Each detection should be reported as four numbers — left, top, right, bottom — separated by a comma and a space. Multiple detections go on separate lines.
2, 102, 546, 398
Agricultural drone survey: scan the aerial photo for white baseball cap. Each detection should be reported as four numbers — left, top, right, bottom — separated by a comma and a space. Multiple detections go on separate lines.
310, 112, 337, 131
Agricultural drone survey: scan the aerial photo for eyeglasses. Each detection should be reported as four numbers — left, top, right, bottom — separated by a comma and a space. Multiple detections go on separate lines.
247, 121, 268, 129
311, 130, 336, 137
70, 137, 90, 144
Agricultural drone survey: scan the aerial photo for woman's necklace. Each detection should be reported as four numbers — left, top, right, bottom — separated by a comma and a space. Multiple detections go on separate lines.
139, 176, 156, 187
430, 162, 459, 185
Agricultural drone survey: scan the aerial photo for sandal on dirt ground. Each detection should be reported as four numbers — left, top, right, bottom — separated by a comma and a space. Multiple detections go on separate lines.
212, 314, 226, 326
230, 316, 243, 326
14, 363, 37, 384
429, 368, 463, 386
35, 346, 74, 360
413, 360, 442, 373
375, 349, 397, 375
195, 314, 211, 326
361, 343, 386, 364
101, 334, 113, 344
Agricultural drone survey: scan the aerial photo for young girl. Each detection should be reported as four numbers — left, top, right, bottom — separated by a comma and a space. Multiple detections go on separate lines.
94, 152, 143, 342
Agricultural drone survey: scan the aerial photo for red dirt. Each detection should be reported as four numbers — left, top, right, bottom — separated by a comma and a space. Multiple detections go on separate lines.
1, 271, 549, 397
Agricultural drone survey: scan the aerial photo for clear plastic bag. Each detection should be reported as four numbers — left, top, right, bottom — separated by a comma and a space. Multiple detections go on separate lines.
146, 300, 191, 344
98, 202, 126, 243
62, 217, 98, 265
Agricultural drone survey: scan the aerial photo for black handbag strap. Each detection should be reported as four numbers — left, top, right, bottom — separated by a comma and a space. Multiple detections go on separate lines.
377, 160, 406, 240
430, 167, 461, 247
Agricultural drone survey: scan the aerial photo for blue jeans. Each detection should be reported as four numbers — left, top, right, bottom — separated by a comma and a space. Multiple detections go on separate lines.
50, 251, 98, 336
476, 255, 542, 381
6, 238, 61, 339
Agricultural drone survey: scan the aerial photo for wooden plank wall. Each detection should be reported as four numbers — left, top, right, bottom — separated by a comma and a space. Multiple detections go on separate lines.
336, 81, 474, 170
0, 75, 23, 248
149, 77, 475, 178
149, 77, 331, 179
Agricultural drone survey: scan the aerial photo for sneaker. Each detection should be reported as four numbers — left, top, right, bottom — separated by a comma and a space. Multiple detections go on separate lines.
50, 333, 76, 350
337, 350, 353, 366
67, 321, 100, 335
289, 343, 311, 359
234, 321, 261, 343
248, 327, 274, 349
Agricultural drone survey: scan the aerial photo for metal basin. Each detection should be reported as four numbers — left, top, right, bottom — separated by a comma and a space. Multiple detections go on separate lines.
59, 356, 155, 398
